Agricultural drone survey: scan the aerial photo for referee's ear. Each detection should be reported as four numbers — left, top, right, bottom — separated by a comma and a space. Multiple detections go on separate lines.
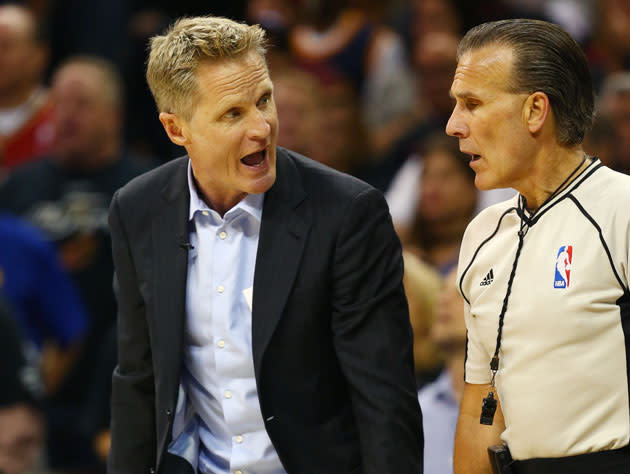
524, 91, 551, 137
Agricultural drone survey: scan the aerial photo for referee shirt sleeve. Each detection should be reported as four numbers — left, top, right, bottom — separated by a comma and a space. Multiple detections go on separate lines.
463, 300, 492, 384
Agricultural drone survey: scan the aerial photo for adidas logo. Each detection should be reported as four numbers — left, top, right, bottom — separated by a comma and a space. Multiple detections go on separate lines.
480, 269, 494, 286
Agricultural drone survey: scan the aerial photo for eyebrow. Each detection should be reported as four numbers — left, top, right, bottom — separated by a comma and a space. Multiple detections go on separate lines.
449, 90, 474, 100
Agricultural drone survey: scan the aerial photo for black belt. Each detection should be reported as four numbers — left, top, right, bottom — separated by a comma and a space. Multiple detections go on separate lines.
512, 445, 630, 474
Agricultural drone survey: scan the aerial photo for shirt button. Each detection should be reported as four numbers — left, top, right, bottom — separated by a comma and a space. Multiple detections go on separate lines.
202, 211, 209, 216
235, 435, 243, 443
219, 231, 227, 239
225, 390, 232, 399
217, 339, 225, 348
217, 285, 225, 293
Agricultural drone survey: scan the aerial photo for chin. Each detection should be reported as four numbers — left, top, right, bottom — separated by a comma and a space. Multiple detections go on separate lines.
248, 172, 276, 195
474, 175, 496, 191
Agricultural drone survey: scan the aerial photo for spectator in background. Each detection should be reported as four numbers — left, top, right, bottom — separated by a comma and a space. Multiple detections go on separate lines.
318, 71, 372, 176
586, 0, 630, 91
398, 135, 478, 275
0, 55, 154, 472
363, 26, 461, 191
0, 295, 47, 474
246, 0, 294, 58
418, 267, 467, 474
273, 62, 370, 177
0, 3, 54, 174
402, 250, 443, 389
272, 66, 325, 163
289, 0, 417, 158
583, 111, 615, 169
413, 32, 460, 134
408, 0, 461, 46
0, 212, 87, 395
387, 132, 514, 240
595, 71, 630, 174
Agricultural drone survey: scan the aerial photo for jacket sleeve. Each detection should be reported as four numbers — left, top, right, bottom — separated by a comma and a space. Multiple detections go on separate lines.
107, 190, 156, 474
331, 187, 423, 473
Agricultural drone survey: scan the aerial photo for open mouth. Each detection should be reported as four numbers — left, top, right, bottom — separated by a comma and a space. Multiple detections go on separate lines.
241, 149, 267, 167
468, 153, 481, 162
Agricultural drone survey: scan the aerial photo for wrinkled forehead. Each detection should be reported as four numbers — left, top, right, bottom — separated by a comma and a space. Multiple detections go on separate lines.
195, 52, 272, 93
451, 45, 515, 95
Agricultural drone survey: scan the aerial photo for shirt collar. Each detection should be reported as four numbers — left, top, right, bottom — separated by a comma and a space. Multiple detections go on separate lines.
187, 159, 264, 223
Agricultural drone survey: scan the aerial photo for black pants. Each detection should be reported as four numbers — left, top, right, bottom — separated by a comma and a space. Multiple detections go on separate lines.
513, 445, 630, 474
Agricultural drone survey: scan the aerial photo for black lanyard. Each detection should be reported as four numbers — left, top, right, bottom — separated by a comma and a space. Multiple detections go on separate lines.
480, 154, 588, 425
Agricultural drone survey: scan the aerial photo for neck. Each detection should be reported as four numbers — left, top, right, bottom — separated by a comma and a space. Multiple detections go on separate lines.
517, 147, 587, 212
194, 179, 246, 217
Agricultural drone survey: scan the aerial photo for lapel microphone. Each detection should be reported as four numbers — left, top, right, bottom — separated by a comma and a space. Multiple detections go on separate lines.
178, 235, 194, 250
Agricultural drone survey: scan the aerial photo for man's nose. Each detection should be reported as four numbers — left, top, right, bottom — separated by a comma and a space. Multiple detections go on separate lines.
248, 110, 271, 140
445, 108, 468, 138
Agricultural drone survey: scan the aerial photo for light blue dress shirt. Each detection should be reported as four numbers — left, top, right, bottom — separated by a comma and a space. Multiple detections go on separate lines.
168, 161, 285, 474
418, 371, 459, 474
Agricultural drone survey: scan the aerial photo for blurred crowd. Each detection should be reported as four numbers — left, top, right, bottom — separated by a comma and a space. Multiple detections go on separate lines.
1, 0, 629, 473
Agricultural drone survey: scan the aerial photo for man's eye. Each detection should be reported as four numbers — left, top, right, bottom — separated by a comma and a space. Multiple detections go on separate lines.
467, 101, 480, 110
258, 94, 271, 107
225, 109, 240, 119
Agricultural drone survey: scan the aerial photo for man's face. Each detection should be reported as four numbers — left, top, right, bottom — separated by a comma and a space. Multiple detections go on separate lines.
446, 45, 533, 191
418, 149, 476, 222
0, 404, 45, 474
172, 52, 278, 212
51, 64, 119, 162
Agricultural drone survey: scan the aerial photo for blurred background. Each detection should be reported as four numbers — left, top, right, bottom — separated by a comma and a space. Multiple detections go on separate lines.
0, 0, 627, 473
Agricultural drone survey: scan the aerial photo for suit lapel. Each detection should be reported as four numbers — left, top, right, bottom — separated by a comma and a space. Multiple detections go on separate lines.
252, 150, 310, 378
152, 158, 190, 406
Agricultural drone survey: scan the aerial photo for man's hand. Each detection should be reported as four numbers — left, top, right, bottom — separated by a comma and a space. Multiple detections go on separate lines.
454, 382, 506, 474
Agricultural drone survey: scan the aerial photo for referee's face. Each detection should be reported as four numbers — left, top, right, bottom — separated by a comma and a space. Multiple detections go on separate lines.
446, 44, 534, 192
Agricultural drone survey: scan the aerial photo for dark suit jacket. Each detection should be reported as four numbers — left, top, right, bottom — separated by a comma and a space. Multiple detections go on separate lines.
107, 148, 423, 474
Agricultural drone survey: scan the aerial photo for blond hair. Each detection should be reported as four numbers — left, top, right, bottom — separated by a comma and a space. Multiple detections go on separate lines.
146, 16, 268, 120
402, 250, 444, 372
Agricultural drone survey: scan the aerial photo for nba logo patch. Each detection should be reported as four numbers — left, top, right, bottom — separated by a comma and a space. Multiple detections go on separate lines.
554, 245, 573, 288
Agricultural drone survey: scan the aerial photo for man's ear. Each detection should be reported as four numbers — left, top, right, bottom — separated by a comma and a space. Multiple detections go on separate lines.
159, 112, 190, 146
524, 91, 550, 135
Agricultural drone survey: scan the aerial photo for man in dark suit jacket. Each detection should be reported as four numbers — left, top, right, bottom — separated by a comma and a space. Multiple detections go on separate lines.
108, 16, 422, 474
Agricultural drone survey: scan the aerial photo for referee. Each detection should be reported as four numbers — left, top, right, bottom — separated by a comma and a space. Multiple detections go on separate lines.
447, 19, 630, 473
